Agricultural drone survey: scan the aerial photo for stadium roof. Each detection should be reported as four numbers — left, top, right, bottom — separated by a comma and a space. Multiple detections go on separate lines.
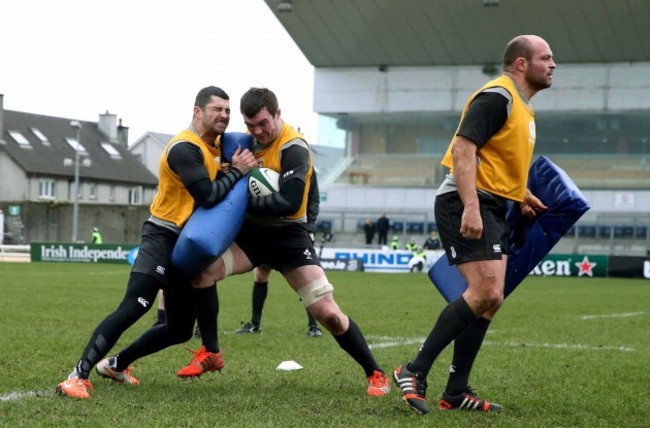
264, 0, 650, 68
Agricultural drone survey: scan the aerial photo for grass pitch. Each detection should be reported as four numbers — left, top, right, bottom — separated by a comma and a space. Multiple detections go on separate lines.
0, 262, 648, 427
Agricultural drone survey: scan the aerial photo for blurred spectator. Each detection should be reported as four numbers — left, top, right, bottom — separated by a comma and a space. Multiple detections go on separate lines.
92, 227, 103, 244
363, 218, 376, 245
408, 247, 427, 273
390, 235, 400, 250
405, 237, 418, 251
376, 212, 390, 245
422, 231, 441, 250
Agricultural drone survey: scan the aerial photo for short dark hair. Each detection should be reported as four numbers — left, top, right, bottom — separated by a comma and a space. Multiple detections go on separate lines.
503, 36, 533, 68
195, 86, 229, 109
240, 87, 279, 117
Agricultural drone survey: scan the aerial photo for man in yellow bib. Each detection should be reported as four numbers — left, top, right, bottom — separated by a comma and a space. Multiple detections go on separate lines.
394, 35, 554, 414
186, 87, 392, 397
56, 86, 257, 399
235, 171, 323, 337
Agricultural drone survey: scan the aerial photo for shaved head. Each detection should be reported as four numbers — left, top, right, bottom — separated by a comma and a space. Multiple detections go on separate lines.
503, 35, 548, 69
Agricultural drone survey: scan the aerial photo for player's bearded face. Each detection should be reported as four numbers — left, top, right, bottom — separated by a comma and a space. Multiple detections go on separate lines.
525, 45, 555, 91
202, 96, 231, 136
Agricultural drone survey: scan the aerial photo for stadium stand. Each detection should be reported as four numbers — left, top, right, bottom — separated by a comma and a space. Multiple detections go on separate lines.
332, 154, 650, 190
310, 207, 649, 257
391, 221, 404, 233
406, 221, 425, 234
578, 225, 597, 238
316, 219, 332, 233
635, 226, 648, 239
598, 225, 612, 239
614, 226, 634, 239
339, 155, 441, 188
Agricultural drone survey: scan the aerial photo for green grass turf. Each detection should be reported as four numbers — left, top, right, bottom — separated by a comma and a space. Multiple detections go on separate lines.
0, 262, 648, 427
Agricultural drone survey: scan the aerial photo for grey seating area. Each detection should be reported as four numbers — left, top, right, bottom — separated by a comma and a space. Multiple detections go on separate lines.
315, 209, 650, 256
554, 213, 650, 256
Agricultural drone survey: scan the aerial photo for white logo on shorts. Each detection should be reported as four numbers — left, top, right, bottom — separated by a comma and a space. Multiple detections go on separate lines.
450, 246, 457, 259
304, 249, 312, 260
492, 244, 502, 253
156, 265, 165, 276
138, 297, 150, 308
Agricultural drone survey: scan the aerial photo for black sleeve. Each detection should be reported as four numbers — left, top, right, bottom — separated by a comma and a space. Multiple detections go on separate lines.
456, 91, 509, 149
306, 172, 320, 226
167, 142, 244, 209
248, 143, 311, 217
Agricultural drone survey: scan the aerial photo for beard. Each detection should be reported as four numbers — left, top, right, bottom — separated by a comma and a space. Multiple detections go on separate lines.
529, 71, 553, 91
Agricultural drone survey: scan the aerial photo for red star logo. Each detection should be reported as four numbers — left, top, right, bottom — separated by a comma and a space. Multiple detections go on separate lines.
575, 256, 596, 277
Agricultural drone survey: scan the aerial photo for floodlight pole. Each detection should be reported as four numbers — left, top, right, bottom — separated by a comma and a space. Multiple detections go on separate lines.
70, 120, 82, 243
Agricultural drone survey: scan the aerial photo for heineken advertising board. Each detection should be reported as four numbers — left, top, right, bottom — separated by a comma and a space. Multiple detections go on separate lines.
31, 243, 139, 264
528, 254, 607, 277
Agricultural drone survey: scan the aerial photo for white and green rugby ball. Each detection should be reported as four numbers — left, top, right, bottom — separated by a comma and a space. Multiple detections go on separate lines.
248, 167, 280, 197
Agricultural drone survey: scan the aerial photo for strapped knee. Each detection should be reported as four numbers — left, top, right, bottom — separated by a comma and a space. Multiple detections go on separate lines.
222, 248, 234, 277
297, 277, 334, 307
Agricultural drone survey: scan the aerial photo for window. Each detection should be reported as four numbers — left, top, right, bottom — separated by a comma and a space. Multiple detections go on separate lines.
109, 185, 116, 202
38, 179, 56, 200
129, 186, 143, 205
8, 130, 31, 147
65, 137, 88, 154
31, 128, 50, 146
101, 142, 122, 159
89, 182, 98, 200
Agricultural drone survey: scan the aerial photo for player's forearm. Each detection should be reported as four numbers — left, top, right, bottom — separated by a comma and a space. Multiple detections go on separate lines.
451, 137, 479, 208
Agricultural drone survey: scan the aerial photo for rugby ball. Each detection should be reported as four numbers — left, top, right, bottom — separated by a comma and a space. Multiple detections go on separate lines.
249, 167, 280, 197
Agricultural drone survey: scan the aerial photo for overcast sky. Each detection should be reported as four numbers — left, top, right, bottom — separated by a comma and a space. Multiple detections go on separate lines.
0, 0, 317, 145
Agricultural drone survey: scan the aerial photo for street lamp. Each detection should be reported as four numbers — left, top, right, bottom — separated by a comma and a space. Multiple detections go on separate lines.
70, 120, 82, 243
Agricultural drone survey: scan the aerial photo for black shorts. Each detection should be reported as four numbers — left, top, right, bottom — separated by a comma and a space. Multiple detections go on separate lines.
235, 221, 321, 272
131, 221, 191, 290
434, 191, 509, 265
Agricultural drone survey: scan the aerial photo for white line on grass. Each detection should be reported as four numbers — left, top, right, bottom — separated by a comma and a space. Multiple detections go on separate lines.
0, 389, 52, 402
369, 338, 425, 349
483, 340, 635, 352
367, 336, 635, 353
580, 311, 645, 320
367, 333, 494, 350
